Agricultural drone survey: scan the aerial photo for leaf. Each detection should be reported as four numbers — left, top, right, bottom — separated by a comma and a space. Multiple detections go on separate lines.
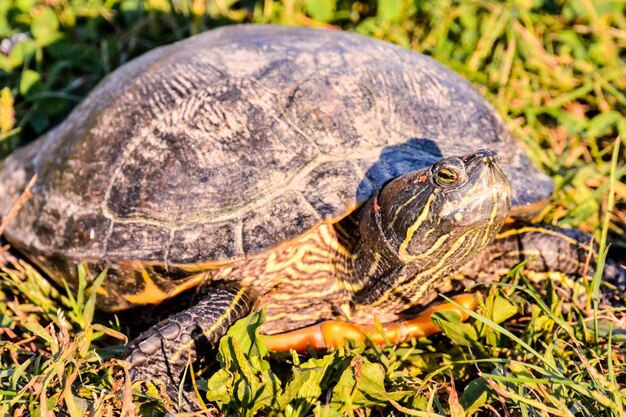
509, 360, 536, 381
206, 369, 235, 405
283, 354, 337, 417
217, 310, 270, 372
30, 6, 61, 46
63, 389, 88, 417
11, 39, 38, 63
19, 69, 41, 97
459, 377, 489, 414
431, 310, 481, 350
377, 0, 402, 23
24, 318, 53, 344
83, 268, 107, 327
14, 0, 36, 13
306, 0, 335, 22
208, 311, 282, 415
0, 8, 8, 38
332, 356, 407, 412
10, 358, 32, 390
38, 97, 69, 117
313, 403, 344, 417
488, 295, 518, 324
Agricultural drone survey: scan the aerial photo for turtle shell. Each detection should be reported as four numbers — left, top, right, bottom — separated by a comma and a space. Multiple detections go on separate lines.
0, 25, 552, 281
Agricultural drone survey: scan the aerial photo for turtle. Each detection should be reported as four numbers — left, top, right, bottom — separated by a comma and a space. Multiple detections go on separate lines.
0, 25, 624, 407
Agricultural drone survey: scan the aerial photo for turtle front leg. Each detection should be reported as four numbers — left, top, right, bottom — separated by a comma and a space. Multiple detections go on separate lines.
263, 294, 478, 352
461, 225, 626, 303
126, 284, 257, 407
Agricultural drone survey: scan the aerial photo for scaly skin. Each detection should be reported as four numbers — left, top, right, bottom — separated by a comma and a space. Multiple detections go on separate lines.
460, 225, 626, 306
127, 284, 257, 408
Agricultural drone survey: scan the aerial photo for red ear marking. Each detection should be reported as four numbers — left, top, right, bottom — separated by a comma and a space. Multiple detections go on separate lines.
373, 196, 380, 213
418, 175, 428, 183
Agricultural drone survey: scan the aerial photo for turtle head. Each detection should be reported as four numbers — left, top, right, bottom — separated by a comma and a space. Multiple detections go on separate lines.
370, 149, 512, 265
353, 149, 512, 309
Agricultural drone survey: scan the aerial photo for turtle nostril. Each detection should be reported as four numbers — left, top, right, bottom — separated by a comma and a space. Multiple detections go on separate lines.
477, 149, 499, 163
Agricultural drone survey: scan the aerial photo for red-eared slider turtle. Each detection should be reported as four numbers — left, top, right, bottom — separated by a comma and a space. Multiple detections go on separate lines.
0, 25, 623, 406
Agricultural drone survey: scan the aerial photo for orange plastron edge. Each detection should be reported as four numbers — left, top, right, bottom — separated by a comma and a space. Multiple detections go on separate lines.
262, 293, 478, 353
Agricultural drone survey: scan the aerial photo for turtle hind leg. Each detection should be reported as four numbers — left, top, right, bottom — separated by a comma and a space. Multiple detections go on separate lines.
127, 283, 258, 408
461, 225, 626, 304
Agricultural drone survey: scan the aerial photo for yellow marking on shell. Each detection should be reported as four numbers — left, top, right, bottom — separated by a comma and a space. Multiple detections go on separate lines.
453, 213, 463, 222
123, 263, 168, 304
168, 272, 208, 298
168, 258, 238, 273
398, 193, 436, 262
123, 264, 208, 305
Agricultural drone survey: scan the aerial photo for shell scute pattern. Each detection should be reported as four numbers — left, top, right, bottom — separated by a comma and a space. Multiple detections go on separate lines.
283, 74, 387, 154
107, 222, 170, 262
241, 192, 321, 256
0, 26, 553, 301
107, 77, 320, 225
169, 220, 242, 265
62, 212, 111, 256
302, 160, 368, 220
41, 48, 211, 209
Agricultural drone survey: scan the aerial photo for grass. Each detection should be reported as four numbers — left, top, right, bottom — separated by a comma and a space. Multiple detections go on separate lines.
0, 0, 625, 415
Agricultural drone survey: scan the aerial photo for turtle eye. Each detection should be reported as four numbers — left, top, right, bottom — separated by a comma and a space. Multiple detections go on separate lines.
436, 168, 458, 185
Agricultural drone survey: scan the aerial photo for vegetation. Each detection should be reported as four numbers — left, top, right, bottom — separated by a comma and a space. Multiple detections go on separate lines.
1, 0, 625, 415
